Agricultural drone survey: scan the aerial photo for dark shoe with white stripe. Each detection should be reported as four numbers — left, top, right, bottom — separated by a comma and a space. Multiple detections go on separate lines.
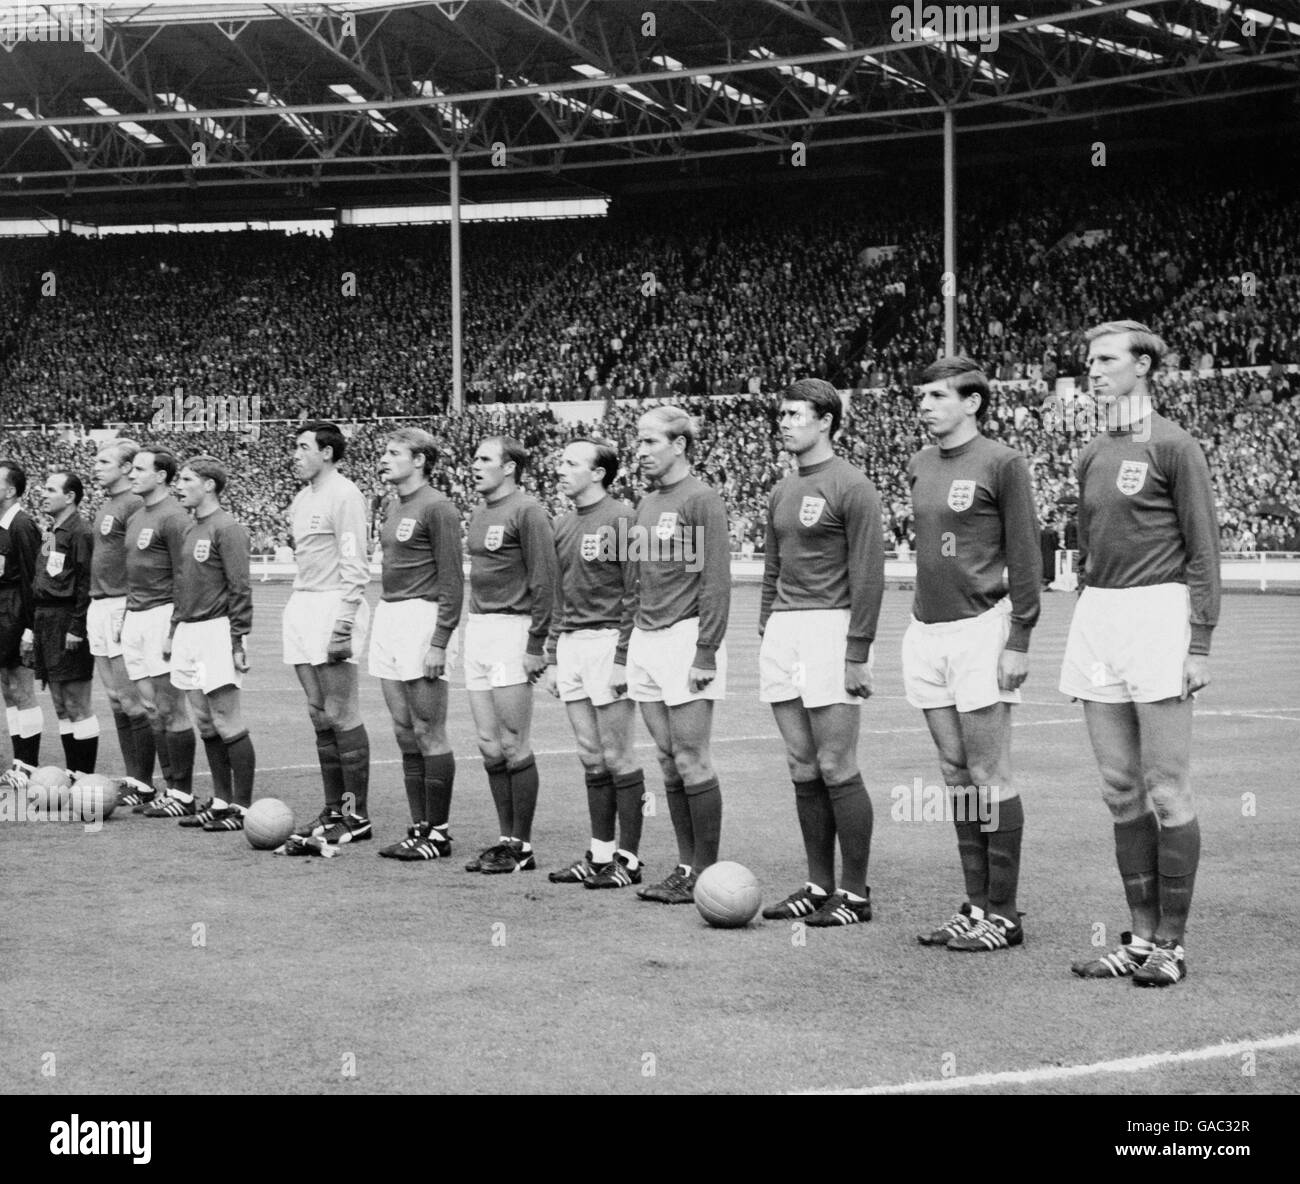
178, 798, 218, 827
479, 840, 536, 874
947, 913, 1023, 951
394, 826, 452, 861
320, 813, 372, 846
549, 851, 606, 884
202, 805, 246, 832
762, 883, 829, 921
1071, 932, 1151, 978
918, 902, 975, 946
379, 824, 427, 859
293, 807, 342, 839
1131, 940, 1187, 987
804, 889, 872, 927
585, 852, 641, 889
142, 792, 196, 818
637, 865, 697, 904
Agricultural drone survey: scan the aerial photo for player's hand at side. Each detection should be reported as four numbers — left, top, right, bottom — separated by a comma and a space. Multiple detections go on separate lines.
112, 609, 125, 645
523, 652, 547, 684
422, 645, 446, 682
19, 629, 34, 666
541, 664, 559, 698
326, 621, 353, 664
998, 648, 1029, 692
688, 665, 715, 694
610, 662, 628, 699
844, 660, 873, 699
1182, 653, 1210, 699
162, 632, 173, 661
233, 641, 250, 674
65, 632, 83, 653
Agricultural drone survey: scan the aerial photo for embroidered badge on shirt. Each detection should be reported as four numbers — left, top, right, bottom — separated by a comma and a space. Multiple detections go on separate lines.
396, 517, 416, 542
46, 550, 65, 577
580, 533, 601, 561
193, 540, 211, 562
99, 515, 114, 536
136, 528, 154, 549
484, 525, 504, 552
1116, 461, 1148, 496
655, 512, 678, 541
947, 480, 977, 512
798, 496, 826, 527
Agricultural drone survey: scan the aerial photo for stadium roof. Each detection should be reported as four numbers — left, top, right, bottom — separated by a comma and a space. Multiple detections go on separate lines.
1, 0, 1298, 214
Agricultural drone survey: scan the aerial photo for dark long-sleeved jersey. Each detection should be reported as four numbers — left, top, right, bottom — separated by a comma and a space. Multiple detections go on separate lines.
379, 485, 464, 648
173, 508, 253, 638
907, 434, 1042, 652
1076, 411, 1220, 655
631, 473, 730, 671
467, 489, 556, 656
33, 512, 93, 638
0, 504, 41, 633
547, 495, 637, 665
760, 456, 884, 663
125, 497, 190, 611
91, 488, 145, 599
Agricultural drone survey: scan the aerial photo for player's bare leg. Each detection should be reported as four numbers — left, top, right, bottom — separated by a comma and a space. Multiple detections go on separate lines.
551, 696, 614, 881
379, 675, 454, 860
204, 683, 254, 815
95, 653, 151, 784
1070, 700, 1164, 979
1133, 697, 1198, 974
467, 682, 537, 872
594, 697, 643, 872
49, 677, 98, 774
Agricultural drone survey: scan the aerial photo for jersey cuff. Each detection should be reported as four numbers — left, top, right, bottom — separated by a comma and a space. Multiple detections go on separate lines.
845, 638, 872, 664
692, 644, 718, 671
1006, 622, 1033, 652
526, 636, 546, 657
1189, 624, 1214, 656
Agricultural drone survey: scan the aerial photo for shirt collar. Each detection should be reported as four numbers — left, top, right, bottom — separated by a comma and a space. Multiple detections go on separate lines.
0, 503, 19, 530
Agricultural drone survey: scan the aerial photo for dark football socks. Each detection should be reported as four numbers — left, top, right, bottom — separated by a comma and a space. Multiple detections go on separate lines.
423, 751, 455, 829
951, 767, 989, 913
151, 722, 174, 786
586, 767, 616, 844
612, 768, 646, 855
985, 793, 1024, 923
685, 776, 722, 870
402, 751, 424, 821
59, 720, 75, 770
1114, 811, 1161, 940
168, 727, 196, 795
1155, 817, 1200, 946
131, 714, 156, 783
315, 726, 345, 812
826, 772, 872, 897
334, 724, 370, 817
225, 731, 256, 809
203, 732, 233, 802
664, 771, 694, 868
508, 754, 539, 844
112, 710, 136, 777
484, 757, 512, 837
794, 777, 836, 894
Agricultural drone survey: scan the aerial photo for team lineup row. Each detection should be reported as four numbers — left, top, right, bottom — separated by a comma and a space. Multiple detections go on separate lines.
0, 319, 1219, 985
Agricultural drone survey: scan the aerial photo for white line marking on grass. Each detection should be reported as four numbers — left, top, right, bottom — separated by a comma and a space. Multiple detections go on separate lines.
183, 706, 1298, 780
797, 1029, 1300, 1095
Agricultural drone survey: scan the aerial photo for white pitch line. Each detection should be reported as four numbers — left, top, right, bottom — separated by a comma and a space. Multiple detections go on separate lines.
797, 1029, 1300, 1095
179, 706, 1298, 780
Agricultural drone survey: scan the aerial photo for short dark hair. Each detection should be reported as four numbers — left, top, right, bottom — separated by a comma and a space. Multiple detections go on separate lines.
50, 470, 85, 505
141, 448, 179, 484
919, 355, 992, 422
183, 454, 228, 496
0, 459, 26, 498
482, 435, 529, 480
300, 421, 347, 463
571, 437, 620, 489
781, 377, 843, 438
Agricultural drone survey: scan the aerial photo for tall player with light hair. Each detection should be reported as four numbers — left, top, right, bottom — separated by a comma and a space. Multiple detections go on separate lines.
628, 406, 731, 905
371, 428, 464, 862
1062, 320, 1219, 987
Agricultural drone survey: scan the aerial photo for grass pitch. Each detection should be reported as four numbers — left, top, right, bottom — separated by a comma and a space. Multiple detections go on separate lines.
3, 586, 1297, 1095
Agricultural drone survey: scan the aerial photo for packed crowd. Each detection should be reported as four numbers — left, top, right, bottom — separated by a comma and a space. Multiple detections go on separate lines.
2, 167, 1298, 422
4, 368, 1297, 555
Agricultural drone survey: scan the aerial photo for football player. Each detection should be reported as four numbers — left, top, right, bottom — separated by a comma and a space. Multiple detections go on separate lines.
759, 380, 885, 928
281, 422, 373, 852
1062, 321, 1219, 987
627, 407, 731, 904
904, 358, 1041, 952
462, 437, 556, 875
168, 456, 256, 831
544, 438, 645, 889
370, 428, 464, 862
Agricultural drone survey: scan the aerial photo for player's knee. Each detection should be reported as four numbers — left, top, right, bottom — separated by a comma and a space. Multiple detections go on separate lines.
498, 735, 528, 765
672, 748, 710, 784
816, 754, 856, 786
1145, 777, 1193, 823
477, 737, 504, 764
600, 740, 634, 775
1099, 780, 1147, 819
1098, 761, 1140, 795
965, 760, 1002, 793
